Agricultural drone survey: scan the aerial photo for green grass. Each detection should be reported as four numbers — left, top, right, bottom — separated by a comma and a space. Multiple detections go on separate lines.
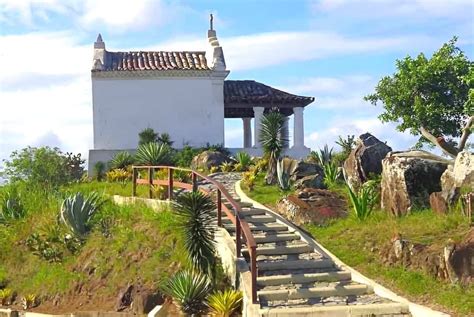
242, 175, 473, 316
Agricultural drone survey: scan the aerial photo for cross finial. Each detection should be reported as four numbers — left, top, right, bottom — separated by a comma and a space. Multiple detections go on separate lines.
210, 14, 213, 30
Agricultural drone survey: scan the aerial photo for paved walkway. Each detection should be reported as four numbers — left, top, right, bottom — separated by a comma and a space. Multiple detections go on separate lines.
200, 173, 411, 317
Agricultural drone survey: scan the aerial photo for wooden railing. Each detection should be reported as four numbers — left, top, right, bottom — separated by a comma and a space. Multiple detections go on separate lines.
132, 165, 258, 303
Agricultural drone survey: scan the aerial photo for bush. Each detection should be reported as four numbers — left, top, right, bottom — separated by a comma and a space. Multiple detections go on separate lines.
0, 187, 26, 224
220, 162, 233, 172
234, 152, 252, 172
106, 168, 131, 184
135, 143, 174, 166
1, 146, 85, 188
175, 146, 201, 167
347, 181, 378, 221
60, 192, 105, 238
93, 161, 106, 181
109, 151, 134, 169
138, 128, 158, 145
207, 289, 243, 317
242, 171, 256, 191
0, 288, 13, 306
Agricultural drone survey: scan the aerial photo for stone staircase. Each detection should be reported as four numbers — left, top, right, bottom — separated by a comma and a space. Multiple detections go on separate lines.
200, 173, 411, 317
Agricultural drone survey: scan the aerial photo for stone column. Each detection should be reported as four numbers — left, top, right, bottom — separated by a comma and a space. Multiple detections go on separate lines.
242, 117, 252, 148
253, 107, 265, 148
282, 116, 290, 148
293, 107, 304, 148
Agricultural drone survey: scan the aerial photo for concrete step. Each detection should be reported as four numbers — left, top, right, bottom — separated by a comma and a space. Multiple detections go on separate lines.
225, 201, 253, 208
251, 233, 300, 244
240, 208, 268, 216
258, 259, 335, 271
224, 223, 289, 233
244, 215, 275, 224
243, 244, 314, 256
257, 271, 352, 286
257, 283, 372, 301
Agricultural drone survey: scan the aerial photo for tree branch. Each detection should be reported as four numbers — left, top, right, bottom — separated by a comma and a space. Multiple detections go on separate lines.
420, 126, 458, 158
458, 116, 474, 151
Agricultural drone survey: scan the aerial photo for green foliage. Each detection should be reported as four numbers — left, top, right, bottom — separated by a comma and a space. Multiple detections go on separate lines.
60, 192, 105, 238
135, 142, 174, 166
93, 161, 106, 181
204, 143, 230, 156
365, 37, 473, 147
309, 145, 333, 166
336, 135, 356, 156
276, 158, 296, 191
207, 289, 243, 317
138, 128, 158, 145
220, 162, 234, 173
0, 288, 13, 306
162, 270, 211, 315
175, 146, 201, 167
322, 162, 340, 187
157, 132, 174, 146
242, 171, 256, 191
173, 191, 216, 277
347, 181, 379, 221
106, 168, 131, 184
259, 112, 287, 184
2, 146, 84, 188
0, 187, 26, 224
109, 151, 134, 169
234, 152, 252, 172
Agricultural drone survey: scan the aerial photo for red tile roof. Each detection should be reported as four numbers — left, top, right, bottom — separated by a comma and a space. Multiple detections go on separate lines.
97, 51, 210, 71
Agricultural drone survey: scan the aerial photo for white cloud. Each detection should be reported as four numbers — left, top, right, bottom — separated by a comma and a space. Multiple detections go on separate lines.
0, 0, 73, 25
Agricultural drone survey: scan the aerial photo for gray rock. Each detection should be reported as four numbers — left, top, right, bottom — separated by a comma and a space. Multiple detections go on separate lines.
381, 150, 449, 216
343, 133, 392, 189
291, 160, 323, 181
191, 150, 231, 170
294, 174, 325, 190
440, 151, 474, 204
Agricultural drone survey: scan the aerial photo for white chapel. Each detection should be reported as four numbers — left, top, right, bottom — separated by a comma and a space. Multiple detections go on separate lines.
88, 18, 314, 171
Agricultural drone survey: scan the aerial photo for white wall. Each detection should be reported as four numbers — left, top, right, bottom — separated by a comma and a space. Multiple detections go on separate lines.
92, 76, 225, 150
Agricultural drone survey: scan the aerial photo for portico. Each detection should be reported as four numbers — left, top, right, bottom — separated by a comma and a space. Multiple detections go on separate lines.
224, 80, 314, 158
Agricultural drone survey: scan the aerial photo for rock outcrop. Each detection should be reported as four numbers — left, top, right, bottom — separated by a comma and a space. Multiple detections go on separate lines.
381, 151, 449, 216
343, 133, 392, 189
191, 150, 231, 170
440, 151, 474, 204
290, 160, 325, 190
276, 188, 347, 225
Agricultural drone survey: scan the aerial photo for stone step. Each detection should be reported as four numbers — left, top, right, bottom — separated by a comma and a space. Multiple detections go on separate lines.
224, 201, 253, 208
222, 215, 275, 225
257, 271, 352, 286
257, 284, 372, 301
259, 302, 410, 317
243, 244, 314, 256
240, 208, 268, 216
251, 233, 300, 244
224, 223, 289, 233
258, 259, 335, 271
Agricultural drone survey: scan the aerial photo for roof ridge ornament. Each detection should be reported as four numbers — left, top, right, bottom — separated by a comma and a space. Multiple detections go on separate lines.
210, 14, 213, 31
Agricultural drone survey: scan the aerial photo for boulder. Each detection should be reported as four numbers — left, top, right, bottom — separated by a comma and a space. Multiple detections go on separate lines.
291, 160, 323, 180
429, 192, 448, 214
381, 151, 449, 216
440, 151, 474, 204
191, 150, 231, 170
294, 174, 325, 190
343, 133, 392, 189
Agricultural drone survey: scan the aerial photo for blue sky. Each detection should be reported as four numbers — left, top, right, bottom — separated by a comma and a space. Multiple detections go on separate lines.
0, 0, 473, 165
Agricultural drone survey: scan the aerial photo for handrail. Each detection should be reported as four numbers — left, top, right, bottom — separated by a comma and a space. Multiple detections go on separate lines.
131, 165, 258, 303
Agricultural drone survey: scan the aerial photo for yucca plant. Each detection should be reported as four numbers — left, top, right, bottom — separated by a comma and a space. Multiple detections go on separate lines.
259, 112, 287, 184
234, 152, 252, 172
0, 188, 26, 224
347, 181, 378, 221
276, 158, 296, 191
162, 270, 211, 315
60, 192, 105, 238
173, 191, 216, 277
207, 289, 243, 317
322, 162, 340, 187
135, 142, 173, 166
109, 151, 134, 169
0, 288, 13, 306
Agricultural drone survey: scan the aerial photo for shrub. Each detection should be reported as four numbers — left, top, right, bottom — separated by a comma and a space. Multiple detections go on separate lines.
323, 162, 340, 187
234, 152, 252, 172
204, 143, 230, 156
242, 171, 256, 191
135, 143, 174, 166
276, 158, 296, 191
207, 289, 243, 317
157, 132, 174, 146
162, 270, 211, 315
209, 166, 219, 174
22, 294, 38, 309
106, 168, 131, 184
138, 127, 158, 145
254, 157, 268, 173
109, 151, 134, 169
175, 146, 201, 167
94, 161, 106, 181
347, 182, 378, 221
0, 187, 26, 224
173, 192, 216, 277
60, 192, 105, 238
2, 146, 84, 188
0, 288, 13, 306
220, 162, 233, 173
336, 135, 356, 155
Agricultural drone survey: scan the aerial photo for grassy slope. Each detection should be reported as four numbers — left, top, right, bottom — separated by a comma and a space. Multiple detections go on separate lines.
242, 178, 473, 316
0, 181, 187, 311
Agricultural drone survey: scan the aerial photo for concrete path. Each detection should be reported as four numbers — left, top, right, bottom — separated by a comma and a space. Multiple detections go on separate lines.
199, 173, 414, 317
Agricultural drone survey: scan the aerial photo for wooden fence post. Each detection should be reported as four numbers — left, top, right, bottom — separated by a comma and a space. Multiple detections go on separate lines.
148, 167, 153, 199
217, 190, 222, 227
168, 168, 174, 200
192, 172, 197, 192
132, 167, 137, 197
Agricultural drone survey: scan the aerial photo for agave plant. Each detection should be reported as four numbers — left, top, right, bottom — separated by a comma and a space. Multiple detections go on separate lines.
60, 192, 105, 237
259, 112, 287, 184
234, 152, 252, 172
162, 270, 211, 315
207, 289, 243, 317
347, 181, 379, 221
276, 158, 297, 191
173, 191, 216, 277
109, 151, 134, 169
322, 162, 340, 187
310, 145, 334, 166
0, 188, 26, 224
135, 142, 173, 166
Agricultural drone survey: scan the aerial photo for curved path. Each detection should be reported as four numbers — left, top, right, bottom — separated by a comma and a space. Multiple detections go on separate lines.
200, 173, 414, 317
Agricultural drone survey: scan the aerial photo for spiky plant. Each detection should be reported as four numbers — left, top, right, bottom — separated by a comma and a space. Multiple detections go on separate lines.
336, 135, 356, 155
220, 162, 234, 173
22, 294, 38, 309
0, 288, 13, 306
276, 158, 297, 191
109, 151, 134, 169
234, 152, 252, 172
347, 181, 379, 221
310, 145, 334, 166
259, 112, 287, 184
322, 162, 340, 187
162, 270, 211, 315
60, 192, 105, 238
207, 289, 243, 317
173, 191, 216, 277
93, 161, 106, 181
0, 187, 26, 224
135, 142, 173, 166
138, 127, 158, 145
